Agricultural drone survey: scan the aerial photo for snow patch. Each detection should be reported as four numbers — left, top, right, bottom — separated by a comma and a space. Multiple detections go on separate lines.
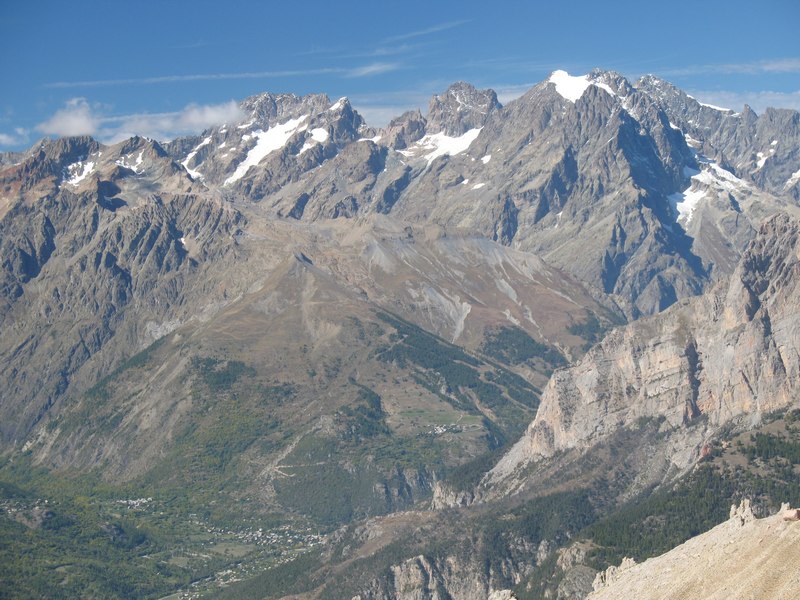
785, 168, 800, 190
225, 116, 308, 184
481, 154, 491, 164
462, 179, 469, 185
65, 161, 95, 185
669, 156, 747, 224
116, 150, 145, 174
549, 70, 617, 103
310, 128, 329, 143
593, 81, 616, 97
358, 134, 382, 143
181, 136, 212, 179
329, 98, 346, 111
699, 101, 732, 112
669, 187, 707, 223
684, 134, 701, 148
756, 152, 767, 169
471, 182, 486, 190
406, 128, 482, 164
237, 120, 255, 130
549, 70, 592, 102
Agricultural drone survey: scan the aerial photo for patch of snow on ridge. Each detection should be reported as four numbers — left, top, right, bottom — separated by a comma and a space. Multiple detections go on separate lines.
669, 186, 706, 224
299, 127, 330, 155
549, 70, 617, 103
481, 154, 492, 164
329, 98, 346, 111
66, 161, 95, 185
699, 101, 733, 112
669, 157, 747, 224
549, 70, 591, 102
310, 128, 329, 143
591, 78, 617, 97
182, 136, 212, 179
786, 169, 800, 190
414, 128, 482, 164
225, 116, 308, 184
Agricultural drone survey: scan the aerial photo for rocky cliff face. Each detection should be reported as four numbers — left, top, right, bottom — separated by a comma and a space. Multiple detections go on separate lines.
354, 553, 524, 600
489, 213, 800, 488
0, 135, 244, 445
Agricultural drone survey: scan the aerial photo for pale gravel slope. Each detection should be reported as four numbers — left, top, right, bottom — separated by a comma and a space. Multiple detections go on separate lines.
589, 508, 800, 600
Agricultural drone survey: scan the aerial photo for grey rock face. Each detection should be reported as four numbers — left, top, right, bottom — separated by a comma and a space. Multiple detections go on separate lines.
384, 110, 427, 150
426, 81, 501, 136
154, 71, 799, 316
637, 75, 800, 203
166, 92, 367, 201
490, 213, 800, 485
0, 136, 242, 446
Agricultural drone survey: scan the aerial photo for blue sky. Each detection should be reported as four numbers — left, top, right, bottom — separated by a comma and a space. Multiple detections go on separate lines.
1, 0, 798, 150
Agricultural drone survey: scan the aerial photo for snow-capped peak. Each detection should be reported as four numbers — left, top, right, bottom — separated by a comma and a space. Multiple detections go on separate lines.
548, 70, 616, 103
329, 98, 347, 112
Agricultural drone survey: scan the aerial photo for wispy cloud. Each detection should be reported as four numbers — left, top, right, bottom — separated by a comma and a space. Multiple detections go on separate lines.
687, 89, 800, 114
492, 83, 536, 105
350, 89, 435, 127
662, 58, 800, 77
0, 128, 29, 147
384, 19, 470, 43
46, 61, 401, 88
346, 62, 402, 78
45, 68, 346, 89
35, 98, 246, 142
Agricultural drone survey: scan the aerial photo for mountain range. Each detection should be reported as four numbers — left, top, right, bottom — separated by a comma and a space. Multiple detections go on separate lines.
1, 68, 799, 599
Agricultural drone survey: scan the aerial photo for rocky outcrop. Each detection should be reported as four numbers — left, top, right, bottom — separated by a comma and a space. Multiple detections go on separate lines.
638, 75, 800, 203
354, 551, 530, 600
425, 82, 501, 136
430, 481, 475, 509
489, 213, 800, 487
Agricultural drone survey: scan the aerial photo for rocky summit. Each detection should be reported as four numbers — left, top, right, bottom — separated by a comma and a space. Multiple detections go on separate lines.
1, 69, 799, 599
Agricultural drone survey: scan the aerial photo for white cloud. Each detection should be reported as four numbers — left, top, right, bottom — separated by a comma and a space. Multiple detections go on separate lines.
174, 101, 245, 130
688, 89, 800, 114
0, 127, 29, 147
36, 98, 99, 136
35, 99, 247, 144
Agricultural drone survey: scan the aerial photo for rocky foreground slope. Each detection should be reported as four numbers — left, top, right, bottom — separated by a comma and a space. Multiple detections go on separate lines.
589, 501, 800, 600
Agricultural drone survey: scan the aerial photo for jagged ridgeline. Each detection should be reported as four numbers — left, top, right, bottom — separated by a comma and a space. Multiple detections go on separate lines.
1, 68, 800, 598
